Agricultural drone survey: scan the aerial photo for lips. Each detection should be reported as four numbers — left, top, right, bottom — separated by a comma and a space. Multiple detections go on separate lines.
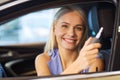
63, 38, 76, 44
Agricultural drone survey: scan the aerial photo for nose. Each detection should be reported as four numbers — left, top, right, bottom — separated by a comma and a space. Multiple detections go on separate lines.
67, 28, 75, 37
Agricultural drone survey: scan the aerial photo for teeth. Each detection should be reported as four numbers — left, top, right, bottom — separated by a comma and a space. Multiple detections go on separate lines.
65, 38, 75, 43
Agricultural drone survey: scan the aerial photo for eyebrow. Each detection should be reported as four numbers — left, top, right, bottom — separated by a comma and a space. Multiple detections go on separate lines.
62, 22, 83, 27
75, 24, 83, 27
61, 22, 69, 25
61, 22, 83, 26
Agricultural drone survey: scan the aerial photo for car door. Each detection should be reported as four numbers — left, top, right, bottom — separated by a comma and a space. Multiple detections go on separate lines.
108, 0, 120, 71
0, 0, 118, 79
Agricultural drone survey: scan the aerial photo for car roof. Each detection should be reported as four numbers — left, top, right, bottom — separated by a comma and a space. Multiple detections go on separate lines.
0, 0, 115, 24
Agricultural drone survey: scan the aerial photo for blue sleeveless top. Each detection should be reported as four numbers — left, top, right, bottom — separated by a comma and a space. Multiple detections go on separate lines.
47, 49, 89, 75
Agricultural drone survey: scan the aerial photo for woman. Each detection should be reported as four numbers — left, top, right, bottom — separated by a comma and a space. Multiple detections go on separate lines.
35, 6, 104, 76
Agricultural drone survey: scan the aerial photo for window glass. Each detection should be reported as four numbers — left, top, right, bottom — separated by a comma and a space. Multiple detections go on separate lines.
0, 8, 59, 45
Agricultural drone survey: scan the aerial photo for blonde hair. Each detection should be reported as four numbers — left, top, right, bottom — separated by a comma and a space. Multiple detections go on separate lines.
44, 5, 88, 54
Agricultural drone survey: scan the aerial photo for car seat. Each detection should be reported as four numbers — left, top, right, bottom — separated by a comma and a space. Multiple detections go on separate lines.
5, 59, 37, 77
88, 2, 116, 71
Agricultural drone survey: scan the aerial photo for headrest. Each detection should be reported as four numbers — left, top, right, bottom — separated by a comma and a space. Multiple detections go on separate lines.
88, 3, 116, 38
88, 5, 99, 37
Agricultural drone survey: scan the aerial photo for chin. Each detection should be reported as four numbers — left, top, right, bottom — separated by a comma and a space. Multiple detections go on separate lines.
64, 46, 77, 51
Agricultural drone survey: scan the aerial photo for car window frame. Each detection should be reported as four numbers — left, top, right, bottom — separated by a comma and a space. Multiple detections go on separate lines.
108, 0, 120, 71
0, 0, 118, 79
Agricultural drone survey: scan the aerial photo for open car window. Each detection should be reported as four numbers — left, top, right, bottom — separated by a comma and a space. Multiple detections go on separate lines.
0, 0, 118, 79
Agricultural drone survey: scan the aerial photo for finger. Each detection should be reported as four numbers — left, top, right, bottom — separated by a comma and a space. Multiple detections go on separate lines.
85, 49, 99, 55
87, 54, 98, 60
80, 46, 99, 56
84, 43, 101, 51
83, 37, 93, 47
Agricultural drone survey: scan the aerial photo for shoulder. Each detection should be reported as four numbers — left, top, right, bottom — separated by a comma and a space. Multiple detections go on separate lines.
35, 52, 51, 76
35, 52, 50, 64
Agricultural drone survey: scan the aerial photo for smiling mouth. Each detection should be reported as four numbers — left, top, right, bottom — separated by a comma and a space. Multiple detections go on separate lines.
64, 38, 76, 43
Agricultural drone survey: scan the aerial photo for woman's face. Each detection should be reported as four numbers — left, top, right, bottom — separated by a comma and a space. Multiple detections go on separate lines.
54, 11, 84, 50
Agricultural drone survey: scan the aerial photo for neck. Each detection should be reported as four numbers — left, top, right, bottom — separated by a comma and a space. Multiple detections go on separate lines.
58, 48, 79, 70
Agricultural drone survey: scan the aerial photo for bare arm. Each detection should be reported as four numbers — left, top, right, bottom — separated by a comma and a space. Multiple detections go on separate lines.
35, 37, 104, 76
61, 37, 103, 74
61, 58, 104, 75
35, 53, 51, 76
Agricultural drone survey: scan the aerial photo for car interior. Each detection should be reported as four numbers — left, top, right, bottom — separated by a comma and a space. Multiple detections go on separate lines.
1, 44, 45, 77
0, 0, 117, 78
87, 2, 116, 71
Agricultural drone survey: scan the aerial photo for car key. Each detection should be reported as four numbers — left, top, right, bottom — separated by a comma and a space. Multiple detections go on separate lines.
90, 27, 103, 44
90, 27, 103, 72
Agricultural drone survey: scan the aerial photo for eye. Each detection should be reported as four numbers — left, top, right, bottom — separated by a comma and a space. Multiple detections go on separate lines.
61, 25, 68, 28
75, 26, 83, 31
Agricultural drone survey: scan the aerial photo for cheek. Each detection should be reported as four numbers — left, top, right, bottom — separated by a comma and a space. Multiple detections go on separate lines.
54, 29, 62, 40
54, 26, 64, 37
77, 31, 83, 41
